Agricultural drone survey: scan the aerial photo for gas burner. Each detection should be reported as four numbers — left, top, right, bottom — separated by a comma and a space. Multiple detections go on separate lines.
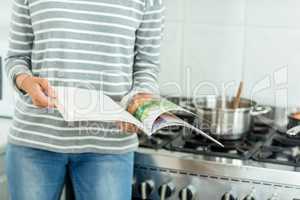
138, 129, 181, 149
272, 134, 300, 147
252, 130, 300, 166
166, 132, 263, 160
252, 123, 270, 134
137, 99, 299, 167
161, 120, 274, 160
210, 140, 255, 156
247, 122, 272, 142
210, 139, 261, 157
209, 142, 239, 153
182, 137, 209, 150
275, 125, 300, 138
253, 146, 300, 166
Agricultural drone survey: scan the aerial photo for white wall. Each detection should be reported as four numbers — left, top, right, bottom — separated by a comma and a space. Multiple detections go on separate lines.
0, 0, 11, 50
160, 0, 300, 107
0, 0, 14, 117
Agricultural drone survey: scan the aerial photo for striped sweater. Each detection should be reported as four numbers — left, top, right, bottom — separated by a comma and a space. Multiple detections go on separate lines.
5, 0, 164, 154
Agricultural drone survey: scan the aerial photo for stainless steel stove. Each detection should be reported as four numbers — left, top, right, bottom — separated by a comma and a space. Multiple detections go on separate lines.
132, 98, 300, 200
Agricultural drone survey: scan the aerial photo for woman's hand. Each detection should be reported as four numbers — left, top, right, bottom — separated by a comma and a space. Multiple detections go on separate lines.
119, 93, 153, 133
127, 93, 153, 114
16, 73, 57, 108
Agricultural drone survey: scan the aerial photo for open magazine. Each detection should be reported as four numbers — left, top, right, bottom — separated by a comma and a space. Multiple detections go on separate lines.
54, 87, 223, 147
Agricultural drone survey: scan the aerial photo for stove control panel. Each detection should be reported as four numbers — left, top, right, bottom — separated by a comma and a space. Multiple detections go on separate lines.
221, 192, 236, 200
138, 180, 154, 200
242, 194, 255, 200
178, 185, 197, 200
133, 165, 300, 200
158, 182, 176, 199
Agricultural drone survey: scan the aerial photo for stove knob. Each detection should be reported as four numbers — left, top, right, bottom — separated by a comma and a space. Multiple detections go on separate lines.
243, 195, 255, 200
178, 185, 197, 200
158, 182, 176, 199
132, 177, 136, 193
221, 192, 236, 200
138, 180, 154, 200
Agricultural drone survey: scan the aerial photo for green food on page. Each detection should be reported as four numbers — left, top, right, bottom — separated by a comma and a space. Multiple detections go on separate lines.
134, 99, 179, 121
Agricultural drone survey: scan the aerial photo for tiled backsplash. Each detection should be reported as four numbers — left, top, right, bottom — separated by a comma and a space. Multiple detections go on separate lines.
0, 0, 11, 50
160, 0, 300, 107
0, 0, 299, 107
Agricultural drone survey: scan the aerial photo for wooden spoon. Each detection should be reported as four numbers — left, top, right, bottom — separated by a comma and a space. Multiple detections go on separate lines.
232, 81, 244, 109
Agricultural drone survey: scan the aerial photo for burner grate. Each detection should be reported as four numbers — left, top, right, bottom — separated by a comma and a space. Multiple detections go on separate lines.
252, 146, 299, 166
165, 133, 265, 160
138, 128, 182, 149
252, 131, 300, 166
138, 96, 299, 167
273, 133, 300, 147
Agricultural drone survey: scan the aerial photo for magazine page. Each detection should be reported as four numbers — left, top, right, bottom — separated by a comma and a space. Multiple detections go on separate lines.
151, 114, 184, 133
152, 114, 224, 147
134, 98, 194, 132
54, 87, 149, 133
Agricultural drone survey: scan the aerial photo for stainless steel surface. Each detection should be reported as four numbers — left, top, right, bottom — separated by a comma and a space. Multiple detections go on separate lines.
193, 96, 269, 140
133, 148, 300, 200
287, 125, 300, 136
133, 103, 300, 199
158, 181, 176, 200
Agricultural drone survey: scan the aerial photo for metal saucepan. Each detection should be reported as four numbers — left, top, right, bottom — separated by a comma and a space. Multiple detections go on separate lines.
193, 96, 271, 140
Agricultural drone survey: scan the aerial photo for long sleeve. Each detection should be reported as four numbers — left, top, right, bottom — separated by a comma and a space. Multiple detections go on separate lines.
5, 0, 34, 94
120, 0, 164, 107
132, 0, 165, 94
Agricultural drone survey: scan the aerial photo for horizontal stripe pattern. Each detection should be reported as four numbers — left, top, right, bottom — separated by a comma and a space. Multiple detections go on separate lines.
8, 134, 139, 153
5, 0, 164, 154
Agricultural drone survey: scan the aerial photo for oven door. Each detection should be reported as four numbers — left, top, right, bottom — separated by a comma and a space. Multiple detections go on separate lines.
0, 53, 14, 117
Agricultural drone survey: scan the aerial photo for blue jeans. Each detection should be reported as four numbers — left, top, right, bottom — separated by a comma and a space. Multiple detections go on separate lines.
5, 144, 134, 200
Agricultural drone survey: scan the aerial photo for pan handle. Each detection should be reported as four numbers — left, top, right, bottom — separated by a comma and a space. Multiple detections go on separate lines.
250, 105, 272, 116
287, 125, 300, 136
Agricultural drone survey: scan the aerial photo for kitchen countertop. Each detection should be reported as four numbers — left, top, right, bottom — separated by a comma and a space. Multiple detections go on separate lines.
0, 117, 11, 154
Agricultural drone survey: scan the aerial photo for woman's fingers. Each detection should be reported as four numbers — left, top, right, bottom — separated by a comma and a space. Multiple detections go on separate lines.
32, 92, 56, 108
38, 78, 57, 98
24, 77, 56, 108
127, 93, 153, 114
